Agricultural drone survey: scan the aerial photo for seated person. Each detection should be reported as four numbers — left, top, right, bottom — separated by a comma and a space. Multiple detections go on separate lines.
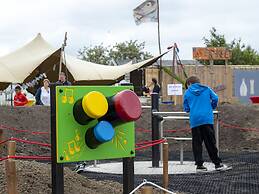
14, 85, 28, 106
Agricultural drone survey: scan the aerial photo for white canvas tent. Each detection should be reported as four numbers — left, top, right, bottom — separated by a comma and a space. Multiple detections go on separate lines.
0, 33, 166, 91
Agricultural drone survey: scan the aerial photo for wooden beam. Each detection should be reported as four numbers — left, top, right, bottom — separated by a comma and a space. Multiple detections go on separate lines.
163, 142, 169, 194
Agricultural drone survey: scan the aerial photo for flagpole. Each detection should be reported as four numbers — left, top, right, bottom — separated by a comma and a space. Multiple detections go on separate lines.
157, 0, 162, 91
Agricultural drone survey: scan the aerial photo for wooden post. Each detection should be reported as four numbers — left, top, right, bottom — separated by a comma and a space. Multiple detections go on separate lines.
209, 60, 214, 88
5, 140, 18, 194
7, 141, 16, 156
163, 142, 169, 194
141, 186, 153, 194
172, 47, 177, 105
224, 59, 228, 102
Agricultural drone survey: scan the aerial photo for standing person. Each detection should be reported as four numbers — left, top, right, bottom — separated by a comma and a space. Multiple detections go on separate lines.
14, 85, 28, 106
56, 72, 71, 86
151, 78, 160, 94
35, 79, 51, 106
183, 76, 229, 172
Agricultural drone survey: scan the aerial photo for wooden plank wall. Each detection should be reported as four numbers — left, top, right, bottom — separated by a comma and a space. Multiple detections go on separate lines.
145, 65, 234, 103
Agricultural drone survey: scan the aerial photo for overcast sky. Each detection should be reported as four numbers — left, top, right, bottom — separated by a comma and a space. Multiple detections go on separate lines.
0, 0, 258, 60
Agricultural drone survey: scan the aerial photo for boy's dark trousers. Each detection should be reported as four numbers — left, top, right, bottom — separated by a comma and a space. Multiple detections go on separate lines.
191, 124, 222, 166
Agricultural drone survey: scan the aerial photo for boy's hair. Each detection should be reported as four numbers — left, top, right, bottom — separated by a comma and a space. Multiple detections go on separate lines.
15, 85, 22, 90
186, 76, 200, 86
152, 78, 157, 84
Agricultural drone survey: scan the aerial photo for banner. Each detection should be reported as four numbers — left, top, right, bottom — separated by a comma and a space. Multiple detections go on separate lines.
133, 0, 158, 25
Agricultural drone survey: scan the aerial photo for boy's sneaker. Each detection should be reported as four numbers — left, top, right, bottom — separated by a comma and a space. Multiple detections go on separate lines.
196, 165, 208, 172
215, 163, 230, 171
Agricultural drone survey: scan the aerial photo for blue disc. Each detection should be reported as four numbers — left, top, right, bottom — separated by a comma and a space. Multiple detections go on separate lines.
94, 121, 115, 143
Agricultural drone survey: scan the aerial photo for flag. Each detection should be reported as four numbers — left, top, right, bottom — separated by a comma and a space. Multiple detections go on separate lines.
133, 0, 158, 25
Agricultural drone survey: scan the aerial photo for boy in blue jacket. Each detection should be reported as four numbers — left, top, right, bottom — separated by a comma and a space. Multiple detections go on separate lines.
183, 76, 228, 171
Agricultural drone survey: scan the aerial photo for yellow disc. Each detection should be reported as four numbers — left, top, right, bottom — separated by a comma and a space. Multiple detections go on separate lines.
82, 91, 108, 119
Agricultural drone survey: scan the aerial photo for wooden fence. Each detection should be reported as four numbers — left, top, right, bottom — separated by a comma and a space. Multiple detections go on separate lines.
145, 65, 259, 104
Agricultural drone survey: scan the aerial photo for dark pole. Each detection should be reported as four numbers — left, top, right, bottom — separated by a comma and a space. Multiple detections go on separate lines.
123, 157, 134, 194
157, 0, 163, 93
151, 93, 160, 167
10, 84, 13, 107
50, 84, 64, 194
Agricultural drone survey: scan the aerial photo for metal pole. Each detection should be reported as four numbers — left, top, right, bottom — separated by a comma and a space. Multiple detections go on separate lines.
50, 84, 64, 194
215, 113, 219, 156
180, 142, 183, 165
123, 157, 134, 194
94, 160, 97, 167
152, 111, 219, 115
157, 0, 163, 91
151, 93, 160, 167
160, 120, 165, 164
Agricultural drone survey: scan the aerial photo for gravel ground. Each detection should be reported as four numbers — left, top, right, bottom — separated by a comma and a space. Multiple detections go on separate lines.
83, 151, 259, 194
0, 104, 259, 193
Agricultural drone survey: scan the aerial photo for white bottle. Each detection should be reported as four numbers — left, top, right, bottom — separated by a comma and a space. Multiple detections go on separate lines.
240, 78, 247, 97
250, 80, 255, 95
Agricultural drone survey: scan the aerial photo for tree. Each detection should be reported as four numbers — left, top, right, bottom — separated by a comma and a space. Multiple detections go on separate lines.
203, 27, 259, 65
78, 44, 110, 65
229, 39, 259, 65
78, 40, 153, 65
109, 40, 152, 63
203, 27, 227, 48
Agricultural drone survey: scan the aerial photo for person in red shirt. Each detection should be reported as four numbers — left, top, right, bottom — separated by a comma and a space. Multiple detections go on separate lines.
14, 85, 28, 106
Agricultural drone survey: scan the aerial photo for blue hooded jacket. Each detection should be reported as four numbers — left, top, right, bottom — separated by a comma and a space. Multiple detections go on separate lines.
183, 83, 218, 128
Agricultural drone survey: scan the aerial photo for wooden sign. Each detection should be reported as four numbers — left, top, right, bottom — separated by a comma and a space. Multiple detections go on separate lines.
193, 47, 232, 60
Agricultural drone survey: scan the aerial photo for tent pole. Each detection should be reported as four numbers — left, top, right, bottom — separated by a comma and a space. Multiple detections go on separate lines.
59, 32, 67, 77
58, 50, 63, 76
10, 84, 13, 107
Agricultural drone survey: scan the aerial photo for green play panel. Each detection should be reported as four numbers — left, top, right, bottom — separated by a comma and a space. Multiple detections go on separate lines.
56, 86, 135, 163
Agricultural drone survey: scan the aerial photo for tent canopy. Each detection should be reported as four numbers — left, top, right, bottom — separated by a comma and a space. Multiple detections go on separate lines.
0, 33, 165, 91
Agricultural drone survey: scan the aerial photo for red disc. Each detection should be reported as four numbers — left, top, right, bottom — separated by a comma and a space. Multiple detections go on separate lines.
114, 90, 142, 121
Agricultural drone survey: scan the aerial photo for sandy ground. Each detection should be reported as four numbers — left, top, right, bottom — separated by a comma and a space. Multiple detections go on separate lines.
0, 160, 122, 194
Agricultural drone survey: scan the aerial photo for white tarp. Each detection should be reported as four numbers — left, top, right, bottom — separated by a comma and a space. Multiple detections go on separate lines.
0, 34, 165, 86
0, 34, 57, 83
65, 55, 156, 81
